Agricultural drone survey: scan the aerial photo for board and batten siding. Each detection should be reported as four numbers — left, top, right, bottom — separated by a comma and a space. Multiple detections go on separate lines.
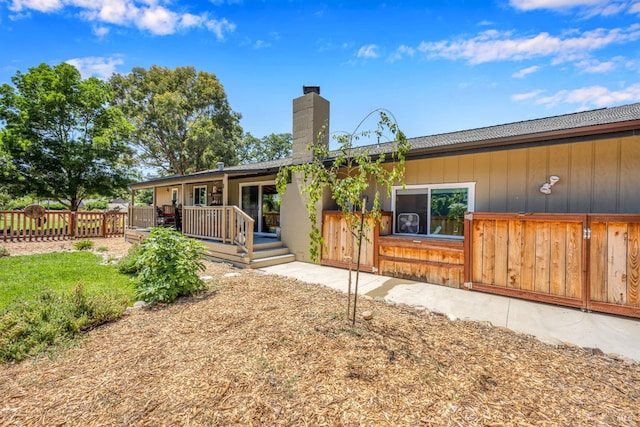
379, 135, 640, 214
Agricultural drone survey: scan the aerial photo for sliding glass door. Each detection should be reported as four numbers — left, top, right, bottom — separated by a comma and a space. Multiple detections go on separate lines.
240, 181, 280, 235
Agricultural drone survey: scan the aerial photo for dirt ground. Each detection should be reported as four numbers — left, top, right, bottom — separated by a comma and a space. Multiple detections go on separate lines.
1, 238, 639, 426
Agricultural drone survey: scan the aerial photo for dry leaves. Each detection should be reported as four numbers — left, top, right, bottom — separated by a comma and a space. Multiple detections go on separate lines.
0, 239, 639, 426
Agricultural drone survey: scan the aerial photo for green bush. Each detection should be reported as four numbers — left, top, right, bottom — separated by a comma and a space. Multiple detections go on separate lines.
0, 284, 127, 362
116, 243, 143, 274
84, 200, 108, 211
0, 247, 9, 258
133, 228, 206, 305
74, 240, 94, 251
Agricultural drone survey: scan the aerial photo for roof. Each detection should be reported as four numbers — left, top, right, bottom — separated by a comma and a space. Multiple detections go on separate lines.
368, 101, 640, 158
132, 102, 640, 187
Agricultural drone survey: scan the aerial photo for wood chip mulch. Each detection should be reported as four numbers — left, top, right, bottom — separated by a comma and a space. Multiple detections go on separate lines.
1, 239, 639, 426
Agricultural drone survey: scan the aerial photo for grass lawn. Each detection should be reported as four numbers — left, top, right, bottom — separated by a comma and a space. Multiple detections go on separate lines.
0, 251, 134, 312
0, 251, 135, 362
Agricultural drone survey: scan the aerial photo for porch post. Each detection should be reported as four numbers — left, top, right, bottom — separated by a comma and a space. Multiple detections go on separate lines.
222, 173, 229, 206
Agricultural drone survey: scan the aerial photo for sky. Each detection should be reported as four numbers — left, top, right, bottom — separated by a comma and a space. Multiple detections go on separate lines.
1, 0, 640, 149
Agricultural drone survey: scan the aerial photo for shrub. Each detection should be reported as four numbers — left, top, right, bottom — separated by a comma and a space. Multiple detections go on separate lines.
116, 243, 143, 274
0, 284, 127, 362
0, 247, 9, 258
133, 228, 206, 305
84, 200, 108, 211
74, 240, 94, 251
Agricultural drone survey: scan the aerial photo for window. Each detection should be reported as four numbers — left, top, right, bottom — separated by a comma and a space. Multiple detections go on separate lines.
392, 183, 475, 238
193, 186, 207, 206
171, 188, 178, 204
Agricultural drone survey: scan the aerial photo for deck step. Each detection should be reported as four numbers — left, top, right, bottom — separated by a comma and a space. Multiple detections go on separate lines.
249, 253, 296, 269
254, 240, 285, 250
252, 246, 290, 260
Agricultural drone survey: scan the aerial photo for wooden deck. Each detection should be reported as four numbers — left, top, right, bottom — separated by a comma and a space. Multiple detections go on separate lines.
125, 228, 295, 269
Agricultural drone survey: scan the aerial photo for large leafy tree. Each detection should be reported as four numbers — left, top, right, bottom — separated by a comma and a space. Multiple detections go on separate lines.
110, 65, 243, 175
0, 63, 135, 211
237, 132, 292, 164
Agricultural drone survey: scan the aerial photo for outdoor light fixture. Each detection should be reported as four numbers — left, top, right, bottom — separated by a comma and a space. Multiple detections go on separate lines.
540, 175, 560, 195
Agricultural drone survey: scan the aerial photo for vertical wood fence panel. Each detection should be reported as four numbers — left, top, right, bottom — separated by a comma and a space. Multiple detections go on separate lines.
0, 210, 126, 242
320, 211, 389, 272
466, 212, 640, 318
464, 213, 587, 309
587, 215, 640, 317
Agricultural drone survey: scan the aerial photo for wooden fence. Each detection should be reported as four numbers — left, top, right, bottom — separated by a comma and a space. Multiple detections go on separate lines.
464, 213, 640, 318
0, 210, 127, 242
320, 211, 392, 272
378, 236, 465, 288
320, 210, 465, 287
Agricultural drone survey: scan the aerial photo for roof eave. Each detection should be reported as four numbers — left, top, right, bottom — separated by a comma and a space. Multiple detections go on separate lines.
405, 120, 640, 159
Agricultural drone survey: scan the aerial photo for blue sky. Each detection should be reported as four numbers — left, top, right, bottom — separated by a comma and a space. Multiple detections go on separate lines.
1, 0, 640, 148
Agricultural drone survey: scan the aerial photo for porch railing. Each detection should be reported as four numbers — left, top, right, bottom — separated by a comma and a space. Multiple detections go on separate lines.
128, 206, 156, 229
182, 206, 254, 257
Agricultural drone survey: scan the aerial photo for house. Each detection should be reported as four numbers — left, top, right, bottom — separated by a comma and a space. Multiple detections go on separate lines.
128, 86, 640, 318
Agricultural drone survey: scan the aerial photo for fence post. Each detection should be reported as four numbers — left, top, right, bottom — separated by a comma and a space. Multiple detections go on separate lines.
70, 212, 76, 238
102, 213, 107, 237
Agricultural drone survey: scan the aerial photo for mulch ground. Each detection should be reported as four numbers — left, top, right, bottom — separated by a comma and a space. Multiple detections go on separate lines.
1, 239, 639, 426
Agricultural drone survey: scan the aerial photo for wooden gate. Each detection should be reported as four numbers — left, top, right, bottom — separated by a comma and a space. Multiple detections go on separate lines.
464, 213, 640, 318
587, 215, 640, 317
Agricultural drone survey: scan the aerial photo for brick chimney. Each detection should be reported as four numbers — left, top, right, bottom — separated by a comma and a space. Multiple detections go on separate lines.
292, 85, 329, 164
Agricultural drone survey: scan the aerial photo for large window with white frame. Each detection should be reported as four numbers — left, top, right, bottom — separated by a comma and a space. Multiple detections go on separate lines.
392, 183, 475, 238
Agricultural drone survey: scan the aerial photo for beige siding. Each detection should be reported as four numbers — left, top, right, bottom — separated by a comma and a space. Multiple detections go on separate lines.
280, 171, 332, 263
226, 174, 278, 207
620, 139, 640, 212
506, 149, 527, 212
592, 140, 619, 212
380, 135, 640, 214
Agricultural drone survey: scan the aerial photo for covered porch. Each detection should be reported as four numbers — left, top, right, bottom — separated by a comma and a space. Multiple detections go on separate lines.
126, 169, 292, 269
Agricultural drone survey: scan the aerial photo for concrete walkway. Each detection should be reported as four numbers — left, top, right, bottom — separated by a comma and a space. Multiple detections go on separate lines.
259, 261, 640, 362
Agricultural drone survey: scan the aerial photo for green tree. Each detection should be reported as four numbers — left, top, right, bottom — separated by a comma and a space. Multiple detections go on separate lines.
110, 65, 243, 175
237, 132, 292, 164
276, 110, 409, 324
0, 63, 135, 211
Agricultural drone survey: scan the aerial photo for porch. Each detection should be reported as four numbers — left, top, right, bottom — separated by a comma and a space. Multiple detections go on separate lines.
126, 205, 293, 268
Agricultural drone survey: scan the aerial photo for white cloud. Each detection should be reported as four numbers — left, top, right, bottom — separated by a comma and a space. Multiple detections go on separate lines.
253, 40, 270, 49
513, 65, 541, 78
9, 0, 62, 13
357, 44, 379, 59
65, 55, 124, 80
516, 84, 640, 108
8, 0, 236, 38
135, 5, 178, 35
511, 89, 545, 101
92, 24, 109, 37
416, 25, 640, 64
629, 1, 640, 12
387, 45, 415, 63
575, 58, 617, 72
509, 0, 635, 16
205, 18, 235, 39
510, 0, 605, 10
